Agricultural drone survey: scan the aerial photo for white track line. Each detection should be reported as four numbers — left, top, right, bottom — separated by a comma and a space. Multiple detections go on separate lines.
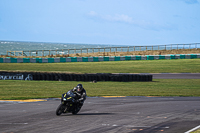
0, 123, 28, 125
185, 125, 200, 133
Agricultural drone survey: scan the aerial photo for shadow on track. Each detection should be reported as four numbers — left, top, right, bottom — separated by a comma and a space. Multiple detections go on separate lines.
76, 113, 114, 116
58, 113, 114, 116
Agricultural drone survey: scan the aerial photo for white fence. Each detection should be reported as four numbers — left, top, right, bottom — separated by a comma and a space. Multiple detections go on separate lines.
7, 43, 200, 57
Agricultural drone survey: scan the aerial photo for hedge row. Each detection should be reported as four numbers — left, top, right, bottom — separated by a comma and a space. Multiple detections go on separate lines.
0, 72, 152, 82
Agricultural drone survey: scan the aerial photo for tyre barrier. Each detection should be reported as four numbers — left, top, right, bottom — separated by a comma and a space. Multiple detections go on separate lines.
1, 54, 200, 63
0, 71, 152, 82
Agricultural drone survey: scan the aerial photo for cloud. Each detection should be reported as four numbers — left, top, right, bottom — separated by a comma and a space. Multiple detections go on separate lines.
88, 11, 98, 17
88, 11, 134, 24
102, 14, 134, 23
181, 0, 199, 4
87, 11, 177, 31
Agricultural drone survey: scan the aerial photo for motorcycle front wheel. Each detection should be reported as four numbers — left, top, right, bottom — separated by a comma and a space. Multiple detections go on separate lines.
56, 104, 64, 116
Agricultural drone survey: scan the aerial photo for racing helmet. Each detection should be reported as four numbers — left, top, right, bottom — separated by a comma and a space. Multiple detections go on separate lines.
76, 84, 83, 93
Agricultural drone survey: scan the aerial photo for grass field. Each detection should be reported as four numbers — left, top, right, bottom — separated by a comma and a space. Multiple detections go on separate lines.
0, 79, 200, 100
0, 59, 200, 100
0, 59, 200, 73
2, 48, 200, 57
192, 129, 200, 133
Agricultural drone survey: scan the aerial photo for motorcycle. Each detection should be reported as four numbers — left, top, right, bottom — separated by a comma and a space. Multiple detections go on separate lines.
56, 90, 82, 116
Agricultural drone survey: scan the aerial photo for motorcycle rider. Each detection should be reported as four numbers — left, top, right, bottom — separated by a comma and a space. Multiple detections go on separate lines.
71, 84, 86, 108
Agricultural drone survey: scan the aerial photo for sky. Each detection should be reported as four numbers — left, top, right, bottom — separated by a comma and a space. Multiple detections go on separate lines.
0, 0, 200, 46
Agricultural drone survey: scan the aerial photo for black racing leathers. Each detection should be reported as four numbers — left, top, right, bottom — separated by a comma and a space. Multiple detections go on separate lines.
71, 88, 86, 104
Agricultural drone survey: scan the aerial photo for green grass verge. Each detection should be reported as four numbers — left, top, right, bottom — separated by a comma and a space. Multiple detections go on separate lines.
192, 129, 200, 133
0, 59, 200, 73
0, 79, 199, 100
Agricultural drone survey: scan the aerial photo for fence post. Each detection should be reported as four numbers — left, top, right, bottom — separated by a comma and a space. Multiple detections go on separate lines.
81, 49, 82, 55
177, 44, 178, 50
42, 50, 44, 56
110, 47, 111, 53
87, 48, 88, 54
93, 48, 94, 54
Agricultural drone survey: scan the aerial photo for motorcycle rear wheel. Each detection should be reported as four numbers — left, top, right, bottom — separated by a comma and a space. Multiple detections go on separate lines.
72, 107, 80, 115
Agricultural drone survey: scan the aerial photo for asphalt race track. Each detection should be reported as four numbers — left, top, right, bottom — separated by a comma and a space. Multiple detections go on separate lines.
0, 73, 199, 133
152, 73, 200, 79
0, 96, 200, 133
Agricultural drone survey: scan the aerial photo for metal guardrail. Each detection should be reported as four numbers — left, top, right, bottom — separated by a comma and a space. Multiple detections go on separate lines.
7, 43, 200, 57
